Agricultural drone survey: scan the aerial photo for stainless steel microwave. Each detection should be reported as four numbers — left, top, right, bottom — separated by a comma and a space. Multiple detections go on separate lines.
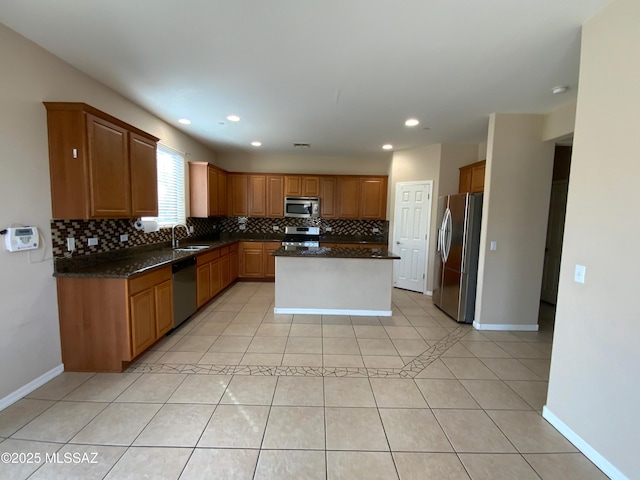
284, 197, 320, 218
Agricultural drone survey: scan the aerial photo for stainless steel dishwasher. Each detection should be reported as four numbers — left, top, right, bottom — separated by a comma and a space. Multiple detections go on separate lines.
172, 256, 197, 328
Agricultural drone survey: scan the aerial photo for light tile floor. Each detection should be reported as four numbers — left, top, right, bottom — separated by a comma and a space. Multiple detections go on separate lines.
0, 283, 608, 479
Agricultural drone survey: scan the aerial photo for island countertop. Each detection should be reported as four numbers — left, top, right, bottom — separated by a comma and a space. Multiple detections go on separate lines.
271, 246, 400, 259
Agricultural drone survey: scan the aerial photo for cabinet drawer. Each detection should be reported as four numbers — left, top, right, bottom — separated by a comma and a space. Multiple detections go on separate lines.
197, 249, 220, 265
129, 266, 171, 296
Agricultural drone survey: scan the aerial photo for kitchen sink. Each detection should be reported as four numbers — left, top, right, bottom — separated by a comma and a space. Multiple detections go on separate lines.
174, 245, 210, 252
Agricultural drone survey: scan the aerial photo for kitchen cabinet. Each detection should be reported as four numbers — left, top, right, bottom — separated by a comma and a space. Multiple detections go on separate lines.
196, 249, 221, 307
249, 175, 267, 216
360, 177, 387, 219
229, 244, 239, 282
239, 242, 265, 278
44, 102, 159, 219
263, 241, 281, 278
320, 176, 337, 218
337, 176, 361, 219
284, 175, 320, 197
56, 265, 172, 372
189, 162, 229, 217
129, 267, 173, 357
228, 174, 249, 216
459, 160, 486, 193
220, 246, 231, 288
266, 175, 284, 217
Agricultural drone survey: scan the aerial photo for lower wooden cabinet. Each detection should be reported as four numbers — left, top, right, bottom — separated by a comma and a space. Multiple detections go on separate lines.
56, 265, 173, 372
229, 244, 239, 282
239, 241, 281, 279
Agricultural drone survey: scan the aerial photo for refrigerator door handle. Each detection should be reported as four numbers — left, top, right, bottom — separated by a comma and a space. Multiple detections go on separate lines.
442, 209, 452, 263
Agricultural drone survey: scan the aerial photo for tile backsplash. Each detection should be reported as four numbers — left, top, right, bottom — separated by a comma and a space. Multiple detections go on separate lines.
50, 216, 388, 257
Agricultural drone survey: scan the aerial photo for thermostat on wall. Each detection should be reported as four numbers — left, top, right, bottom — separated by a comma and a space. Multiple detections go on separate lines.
5, 227, 40, 252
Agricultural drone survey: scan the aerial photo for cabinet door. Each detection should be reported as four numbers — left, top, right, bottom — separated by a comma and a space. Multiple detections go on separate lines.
320, 176, 337, 218
249, 175, 267, 216
458, 165, 472, 193
130, 133, 158, 217
229, 174, 248, 216
208, 167, 219, 216
230, 250, 239, 282
267, 175, 284, 217
155, 279, 173, 336
302, 176, 320, 196
284, 176, 302, 196
263, 242, 280, 278
240, 242, 264, 277
220, 254, 230, 288
470, 162, 486, 193
130, 288, 156, 357
218, 171, 228, 216
196, 263, 211, 308
86, 114, 131, 217
360, 177, 387, 220
337, 177, 360, 219
210, 259, 222, 298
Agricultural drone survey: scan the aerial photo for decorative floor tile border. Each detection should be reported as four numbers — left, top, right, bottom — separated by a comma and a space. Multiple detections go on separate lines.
127, 325, 470, 378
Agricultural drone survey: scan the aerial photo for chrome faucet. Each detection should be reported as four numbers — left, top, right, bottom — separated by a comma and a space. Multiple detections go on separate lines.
171, 223, 189, 248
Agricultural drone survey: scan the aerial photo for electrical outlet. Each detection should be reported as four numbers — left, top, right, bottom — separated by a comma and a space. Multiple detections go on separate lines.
273, 225, 280, 231
239, 224, 246, 231
372, 227, 380, 233
88, 237, 98, 246
120, 234, 128, 242
325, 227, 332, 232
189, 226, 194, 233
66, 237, 75, 252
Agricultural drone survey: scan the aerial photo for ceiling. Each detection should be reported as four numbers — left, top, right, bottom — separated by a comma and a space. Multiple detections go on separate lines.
0, 0, 610, 157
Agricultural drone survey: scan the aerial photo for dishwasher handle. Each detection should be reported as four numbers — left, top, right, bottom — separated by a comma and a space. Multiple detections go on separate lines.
172, 256, 197, 273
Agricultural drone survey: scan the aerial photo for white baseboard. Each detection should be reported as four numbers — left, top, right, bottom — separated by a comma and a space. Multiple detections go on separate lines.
472, 320, 539, 331
274, 308, 392, 317
0, 364, 64, 411
542, 406, 627, 480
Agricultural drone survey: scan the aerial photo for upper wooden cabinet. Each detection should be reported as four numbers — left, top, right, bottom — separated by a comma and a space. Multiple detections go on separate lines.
249, 175, 267, 216
228, 174, 249, 216
360, 177, 387, 219
44, 102, 159, 219
320, 176, 337, 218
266, 175, 284, 217
189, 162, 228, 217
337, 176, 361, 219
459, 160, 486, 194
284, 175, 320, 197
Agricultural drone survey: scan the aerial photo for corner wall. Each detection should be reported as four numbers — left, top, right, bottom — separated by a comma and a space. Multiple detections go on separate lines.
0, 24, 216, 405
474, 113, 554, 329
545, 0, 640, 477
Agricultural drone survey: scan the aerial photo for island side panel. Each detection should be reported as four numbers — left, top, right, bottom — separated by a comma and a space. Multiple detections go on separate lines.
274, 257, 393, 316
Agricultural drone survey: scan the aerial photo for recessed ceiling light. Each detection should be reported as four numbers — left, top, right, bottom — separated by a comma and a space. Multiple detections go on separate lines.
251, 141, 262, 147
178, 118, 191, 125
382, 144, 393, 150
551, 85, 569, 95
227, 115, 240, 122
405, 118, 420, 127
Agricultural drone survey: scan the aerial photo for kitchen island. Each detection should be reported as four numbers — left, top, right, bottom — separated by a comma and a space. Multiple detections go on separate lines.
272, 246, 400, 316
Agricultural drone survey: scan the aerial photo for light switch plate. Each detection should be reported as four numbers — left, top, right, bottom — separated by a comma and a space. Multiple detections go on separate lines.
120, 234, 128, 242
490, 241, 497, 251
66, 237, 75, 252
88, 237, 98, 246
574, 264, 586, 284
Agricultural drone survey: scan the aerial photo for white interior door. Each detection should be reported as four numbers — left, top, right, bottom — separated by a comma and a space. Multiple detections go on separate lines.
541, 181, 569, 304
393, 181, 432, 292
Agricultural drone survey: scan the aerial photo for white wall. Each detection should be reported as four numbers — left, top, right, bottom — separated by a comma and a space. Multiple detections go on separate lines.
542, 100, 577, 142
0, 24, 216, 403
216, 151, 391, 176
389, 145, 441, 292
439, 144, 480, 197
545, 0, 640, 477
474, 114, 555, 329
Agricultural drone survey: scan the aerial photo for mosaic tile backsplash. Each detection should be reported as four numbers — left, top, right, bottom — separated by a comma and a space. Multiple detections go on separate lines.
50, 216, 388, 257
50, 217, 219, 257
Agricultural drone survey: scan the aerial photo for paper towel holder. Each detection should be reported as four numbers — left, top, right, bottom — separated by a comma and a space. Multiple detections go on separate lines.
133, 218, 144, 231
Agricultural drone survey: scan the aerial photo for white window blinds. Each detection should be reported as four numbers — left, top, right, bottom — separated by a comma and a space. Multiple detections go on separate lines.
143, 144, 186, 226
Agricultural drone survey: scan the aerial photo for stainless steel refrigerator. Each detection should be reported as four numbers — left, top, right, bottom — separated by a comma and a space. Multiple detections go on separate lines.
433, 193, 483, 323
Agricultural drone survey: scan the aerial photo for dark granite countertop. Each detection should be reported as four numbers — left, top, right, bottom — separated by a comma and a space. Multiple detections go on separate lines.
271, 246, 400, 260
54, 239, 239, 279
53, 234, 392, 279
320, 235, 387, 244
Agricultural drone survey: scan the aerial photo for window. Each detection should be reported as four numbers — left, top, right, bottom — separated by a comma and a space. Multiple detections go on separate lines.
143, 144, 185, 226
